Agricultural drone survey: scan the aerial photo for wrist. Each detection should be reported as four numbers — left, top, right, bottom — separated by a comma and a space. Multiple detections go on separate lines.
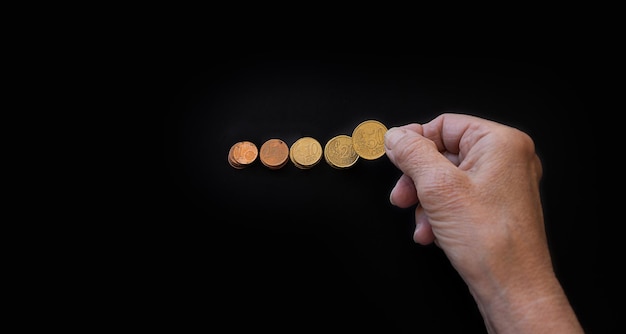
467, 266, 583, 333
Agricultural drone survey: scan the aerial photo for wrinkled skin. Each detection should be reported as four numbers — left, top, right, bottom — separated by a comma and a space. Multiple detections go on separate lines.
385, 113, 583, 334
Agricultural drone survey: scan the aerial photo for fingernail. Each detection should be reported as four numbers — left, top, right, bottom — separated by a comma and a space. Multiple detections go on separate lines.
389, 188, 396, 206
384, 127, 405, 149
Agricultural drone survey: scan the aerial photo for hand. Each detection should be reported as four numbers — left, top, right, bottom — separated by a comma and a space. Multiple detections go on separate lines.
384, 113, 583, 333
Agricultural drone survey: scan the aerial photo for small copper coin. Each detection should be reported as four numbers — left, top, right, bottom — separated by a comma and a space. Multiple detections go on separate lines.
231, 141, 258, 165
228, 143, 245, 169
259, 138, 290, 169
228, 141, 258, 169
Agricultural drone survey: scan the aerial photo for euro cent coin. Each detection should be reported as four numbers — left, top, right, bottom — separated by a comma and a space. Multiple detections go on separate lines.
259, 138, 290, 169
351, 120, 388, 160
290, 137, 323, 169
228, 143, 245, 169
324, 134, 359, 169
231, 141, 258, 166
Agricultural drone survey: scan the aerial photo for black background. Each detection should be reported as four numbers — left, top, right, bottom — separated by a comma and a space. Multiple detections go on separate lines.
163, 47, 611, 332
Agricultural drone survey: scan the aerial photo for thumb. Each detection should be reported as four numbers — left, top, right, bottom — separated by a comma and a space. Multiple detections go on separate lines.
385, 124, 476, 249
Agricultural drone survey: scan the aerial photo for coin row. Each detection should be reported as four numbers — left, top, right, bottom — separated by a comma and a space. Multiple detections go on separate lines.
228, 119, 388, 170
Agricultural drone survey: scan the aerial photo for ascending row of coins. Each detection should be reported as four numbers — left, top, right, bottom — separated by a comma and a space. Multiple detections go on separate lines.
227, 119, 388, 170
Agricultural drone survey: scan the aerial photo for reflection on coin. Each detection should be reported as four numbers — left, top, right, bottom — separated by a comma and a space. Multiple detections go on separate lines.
228, 141, 258, 169
324, 134, 359, 169
352, 119, 388, 160
259, 138, 290, 169
290, 137, 322, 169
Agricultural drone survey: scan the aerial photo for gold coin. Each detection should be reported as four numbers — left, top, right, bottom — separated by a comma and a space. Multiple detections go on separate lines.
351, 120, 387, 160
259, 138, 290, 169
324, 134, 359, 169
290, 137, 322, 169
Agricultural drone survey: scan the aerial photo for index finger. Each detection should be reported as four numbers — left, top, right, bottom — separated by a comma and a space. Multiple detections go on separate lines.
422, 113, 507, 156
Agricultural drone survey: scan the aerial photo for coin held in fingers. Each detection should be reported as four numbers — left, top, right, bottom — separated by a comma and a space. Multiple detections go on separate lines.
352, 119, 388, 160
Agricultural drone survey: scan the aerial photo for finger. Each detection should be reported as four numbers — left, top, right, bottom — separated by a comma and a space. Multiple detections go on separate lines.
442, 151, 460, 166
413, 205, 435, 245
384, 126, 457, 186
389, 173, 418, 208
422, 112, 505, 157
398, 123, 423, 134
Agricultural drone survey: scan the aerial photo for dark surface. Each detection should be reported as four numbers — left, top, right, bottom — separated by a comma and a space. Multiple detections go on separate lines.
164, 50, 611, 332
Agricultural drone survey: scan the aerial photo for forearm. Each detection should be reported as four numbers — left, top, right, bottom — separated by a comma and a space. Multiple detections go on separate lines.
468, 271, 584, 334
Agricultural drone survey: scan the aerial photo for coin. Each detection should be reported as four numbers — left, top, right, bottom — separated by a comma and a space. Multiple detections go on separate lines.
290, 137, 322, 169
351, 120, 388, 160
227, 143, 245, 169
324, 134, 359, 169
259, 138, 290, 169
228, 141, 256, 169
230, 141, 258, 167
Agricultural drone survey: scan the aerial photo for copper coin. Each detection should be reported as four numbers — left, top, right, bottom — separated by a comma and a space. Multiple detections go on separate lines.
231, 141, 258, 166
227, 143, 245, 169
259, 138, 290, 169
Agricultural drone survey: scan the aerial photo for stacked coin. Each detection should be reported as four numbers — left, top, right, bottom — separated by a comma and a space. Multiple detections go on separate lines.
259, 138, 290, 169
289, 136, 323, 169
227, 140, 258, 169
324, 134, 359, 169
351, 119, 388, 160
